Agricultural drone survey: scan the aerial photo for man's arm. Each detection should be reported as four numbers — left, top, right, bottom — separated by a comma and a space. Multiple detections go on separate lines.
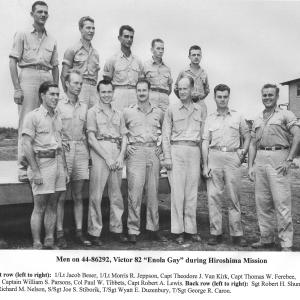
115, 135, 128, 170
162, 108, 172, 170
202, 139, 211, 178
248, 137, 257, 182
173, 71, 183, 98
9, 57, 23, 105
52, 65, 59, 85
60, 64, 71, 93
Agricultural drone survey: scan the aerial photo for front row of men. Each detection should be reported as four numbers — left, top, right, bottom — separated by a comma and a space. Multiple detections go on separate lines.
21, 70, 300, 251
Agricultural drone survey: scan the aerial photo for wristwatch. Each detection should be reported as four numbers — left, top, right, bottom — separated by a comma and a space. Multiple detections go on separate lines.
286, 158, 293, 163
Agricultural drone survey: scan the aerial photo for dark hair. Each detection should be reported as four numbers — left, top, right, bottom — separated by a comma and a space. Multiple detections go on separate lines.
38, 81, 58, 99
32, 1, 48, 12
97, 79, 114, 92
136, 78, 151, 90
119, 25, 134, 36
78, 16, 94, 29
178, 76, 194, 88
214, 84, 230, 96
151, 38, 164, 48
261, 83, 279, 96
65, 69, 82, 83
188, 45, 201, 55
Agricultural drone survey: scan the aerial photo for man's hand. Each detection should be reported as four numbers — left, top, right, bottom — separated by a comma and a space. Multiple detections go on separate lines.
14, 89, 24, 105
155, 146, 162, 157
115, 155, 124, 170
164, 158, 172, 171
236, 149, 246, 163
62, 141, 70, 152
127, 145, 137, 157
276, 160, 292, 176
248, 166, 255, 182
202, 166, 212, 179
32, 170, 43, 185
105, 158, 116, 171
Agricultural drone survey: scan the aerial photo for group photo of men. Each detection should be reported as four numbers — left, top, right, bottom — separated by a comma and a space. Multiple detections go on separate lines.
1, 0, 300, 252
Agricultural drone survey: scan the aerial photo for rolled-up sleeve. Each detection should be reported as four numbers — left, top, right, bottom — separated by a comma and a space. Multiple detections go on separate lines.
284, 110, 298, 131
9, 31, 24, 61
162, 108, 172, 160
62, 46, 75, 67
22, 113, 36, 139
86, 109, 97, 133
239, 115, 250, 137
50, 41, 59, 67
103, 58, 114, 78
119, 113, 128, 136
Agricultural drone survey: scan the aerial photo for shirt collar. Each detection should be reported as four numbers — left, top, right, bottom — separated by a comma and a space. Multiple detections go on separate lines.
178, 101, 199, 111
118, 50, 134, 59
214, 108, 233, 116
136, 102, 155, 114
79, 38, 93, 51
62, 96, 82, 107
40, 104, 58, 117
151, 56, 165, 66
96, 102, 117, 113
259, 106, 280, 119
31, 25, 47, 36
185, 64, 203, 74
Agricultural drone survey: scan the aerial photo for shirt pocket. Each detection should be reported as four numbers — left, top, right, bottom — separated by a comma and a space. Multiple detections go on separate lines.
190, 114, 202, 132
129, 120, 144, 136
36, 127, 51, 144
43, 45, 54, 63
74, 51, 88, 68
209, 124, 222, 143
172, 113, 186, 133
159, 73, 170, 88
267, 118, 283, 135
229, 122, 240, 139
23, 43, 36, 62
128, 63, 141, 83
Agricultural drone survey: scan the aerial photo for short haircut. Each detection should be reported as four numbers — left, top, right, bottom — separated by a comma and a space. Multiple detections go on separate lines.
136, 78, 151, 90
38, 81, 58, 98
261, 83, 279, 96
214, 84, 230, 96
119, 25, 134, 36
65, 69, 82, 83
178, 76, 194, 88
97, 79, 114, 92
188, 45, 202, 55
151, 38, 164, 48
32, 1, 48, 12
78, 16, 94, 29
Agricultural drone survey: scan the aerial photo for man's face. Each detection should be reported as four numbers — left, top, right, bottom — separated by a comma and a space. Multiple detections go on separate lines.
261, 87, 278, 109
42, 87, 59, 110
66, 73, 83, 97
151, 42, 164, 59
189, 49, 202, 65
136, 82, 149, 103
80, 20, 95, 42
118, 30, 134, 49
31, 5, 48, 26
99, 84, 114, 105
178, 78, 192, 102
214, 90, 230, 109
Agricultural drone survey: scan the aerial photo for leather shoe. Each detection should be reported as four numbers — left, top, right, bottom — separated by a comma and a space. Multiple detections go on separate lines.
56, 236, 68, 249
0, 239, 8, 249
128, 234, 137, 244
75, 234, 92, 246
232, 236, 248, 247
112, 233, 128, 243
89, 236, 103, 246
251, 241, 274, 249
43, 238, 58, 250
207, 235, 222, 246
281, 247, 292, 252
151, 231, 168, 242
174, 234, 184, 245
189, 234, 202, 242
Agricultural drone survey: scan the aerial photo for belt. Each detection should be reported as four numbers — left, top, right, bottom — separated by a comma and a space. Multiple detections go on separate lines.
151, 87, 169, 95
210, 146, 239, 152
83, 78, 97, 86
97, 136, 121, 144
114, 85, 136, 89
36, 149, 60, 158
171, 141, 200, 147
131, 142, 156, 147
258, 146, 289, 151
22, 65, 50, 71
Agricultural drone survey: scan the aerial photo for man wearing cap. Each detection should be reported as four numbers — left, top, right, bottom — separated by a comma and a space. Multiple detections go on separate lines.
9, 1, 59, 182
248, 84, 300, 251
103, 25, 143, 110
202, 84, 250, 247
143, 38, 172, 112
56, 70, 91, 248
124, 79, 167, 244
162, 76, 203, 245
61, 16, 100, 109
174, 45, 209, 121
22, 81, 66, 249
87, 79, 128, 246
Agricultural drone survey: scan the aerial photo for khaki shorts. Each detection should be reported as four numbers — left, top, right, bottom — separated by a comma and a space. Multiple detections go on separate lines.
28, 155, 66, 196
65, 141, 89, 181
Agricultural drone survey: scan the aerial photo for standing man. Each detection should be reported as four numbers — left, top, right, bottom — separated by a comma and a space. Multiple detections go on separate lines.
124, 79, 167, 244
174, 45, 209, 121
22, 81, 66, 249
56, 70, 91, 248
103, 25, 143, 110
87, 80, 128, 246
61, 16, 100, 109
143, 38, 173, 112
162, 77, 203, 245
202, 84, 250, 247
9, 1, 59, 181
248, 84, 300, 251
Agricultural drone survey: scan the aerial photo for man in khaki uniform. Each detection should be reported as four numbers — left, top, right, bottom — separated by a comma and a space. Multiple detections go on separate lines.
87, 80, 128, 246
22, 81, 66, 249
248, 84, 300, 251
9, 1, 59, 181
202, 84, 250, 247
143, 38, 173, 112
103, 25, 143, 110
61, 16, 100, 108
174, 45, 209, 121
124, 79, 167, 244
56, 70, 91, 248
162, 77, 203, 245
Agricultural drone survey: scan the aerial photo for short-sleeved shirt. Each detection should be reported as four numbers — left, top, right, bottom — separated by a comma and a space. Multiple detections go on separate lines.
9, 27, 58, 69
103, 51, 143, 86
202, 109, 249, 149
174, 65, 209, 99
123, 103, 164, 144
22, 105, 62, 152
56, 96, 88, 142
162, 101, 203, 159
251, 107, 298, 148
143, 58, 172, 92
87, 103, 127, 139
62, 39, 100, 85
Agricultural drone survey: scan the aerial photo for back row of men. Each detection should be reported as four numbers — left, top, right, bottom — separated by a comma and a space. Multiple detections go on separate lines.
5, 1, 300, 251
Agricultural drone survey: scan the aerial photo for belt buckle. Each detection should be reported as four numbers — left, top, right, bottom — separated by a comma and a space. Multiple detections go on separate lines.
221, 146, 227, 152
271, 146, 276, 151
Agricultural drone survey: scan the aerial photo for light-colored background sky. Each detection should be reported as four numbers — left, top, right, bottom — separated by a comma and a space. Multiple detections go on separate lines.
0, 0, 299, 127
